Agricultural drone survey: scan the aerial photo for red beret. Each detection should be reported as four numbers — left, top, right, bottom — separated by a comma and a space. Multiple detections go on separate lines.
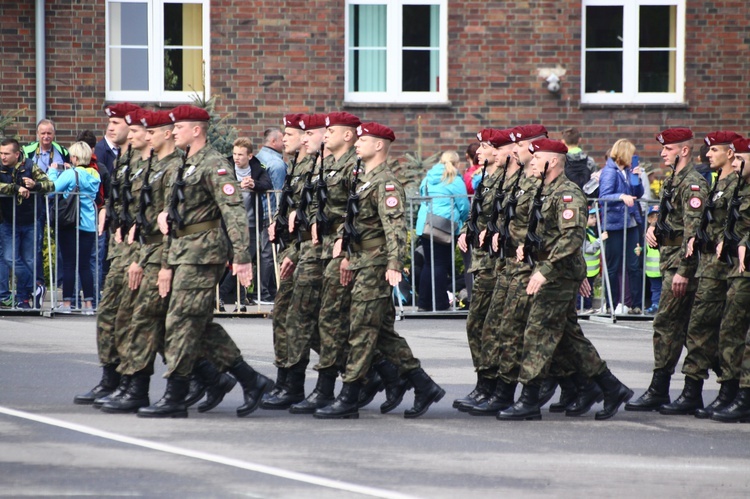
326, 112, 361, 128
656, 128, 693, 145
124, 108, 148, 127
510, 125, 548, 143
105, 102, 141, 118
489, 129, 514, 148
299, 113, 327, 131
731, 138, 750, 154
141, 110, 173, 128
476, 128, 499, 143
705, 131, 742, 147
169, 105, 210, 123
283, 113, 306, 130
357, 122, 396, 142
529, 138, 568, 155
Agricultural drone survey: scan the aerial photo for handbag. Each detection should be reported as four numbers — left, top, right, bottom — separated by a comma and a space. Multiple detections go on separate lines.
422, 184, 454, 244
51, 169, 80, 228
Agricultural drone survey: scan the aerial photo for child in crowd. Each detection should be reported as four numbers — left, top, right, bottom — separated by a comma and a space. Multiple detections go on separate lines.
644, 205, 662, 314
579, 207, 607, 315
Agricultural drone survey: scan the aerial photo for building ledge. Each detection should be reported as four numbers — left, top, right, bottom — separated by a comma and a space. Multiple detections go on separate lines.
343, 101, 453, 110
579, 102, 689, 111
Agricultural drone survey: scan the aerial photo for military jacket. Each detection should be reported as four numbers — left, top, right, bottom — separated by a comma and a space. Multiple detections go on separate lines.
694, 172, 735, 279
658, 162, 708, 276
729, 180, 750, 278
293, 155, 323, 263
534, 173, 587, 283
320, 147, 357, 260
348, 161, 405, 271
163, 144, 250, 266
507, 172, 540, 250
107, 149, 141, 263
466, 166, 504, 273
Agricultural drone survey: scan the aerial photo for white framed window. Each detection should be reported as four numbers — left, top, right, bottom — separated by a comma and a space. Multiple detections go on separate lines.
581, 0, 685, 105
106, 0, 210, 103
344, 0, 448, 105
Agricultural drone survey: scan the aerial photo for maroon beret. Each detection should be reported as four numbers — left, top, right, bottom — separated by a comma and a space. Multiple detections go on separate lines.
529, 138, 568, 155
731, 137, 750, 154
489, 129, 514, 148
169, 105, 210, 123
283, 113, 306, 130
656, 128, 693, 145
105, 102, 141, 118
299, 113, 327, 131
510, 125, 548, 143
476, 128, 499, 143
357, 122, 396, 142
124, 108, 148, 127
326, 112, 361, 128
141, 110, 173, 128
705, 131, 742, 147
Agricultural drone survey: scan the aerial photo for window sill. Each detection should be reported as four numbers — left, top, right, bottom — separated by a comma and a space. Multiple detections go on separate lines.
579, 102, 689, 110
343, 101, 453, 109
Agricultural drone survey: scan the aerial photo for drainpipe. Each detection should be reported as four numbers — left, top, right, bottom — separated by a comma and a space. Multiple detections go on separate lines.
36, 0, 46, 124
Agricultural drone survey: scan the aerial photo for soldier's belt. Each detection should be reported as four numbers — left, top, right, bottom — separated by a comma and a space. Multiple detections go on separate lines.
351, 236, 386, 252
329, 222, 343, 233
661, 236, 684, 247
299, 230, 312, 242
537, 251, 551, 262
143, 233, 163, 245
174, 219, 221, 238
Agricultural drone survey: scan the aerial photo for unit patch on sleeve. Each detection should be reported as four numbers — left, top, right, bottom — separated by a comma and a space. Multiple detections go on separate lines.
222, 183, 236, 196
689, 197, 702, 209
385, 196, 399, 208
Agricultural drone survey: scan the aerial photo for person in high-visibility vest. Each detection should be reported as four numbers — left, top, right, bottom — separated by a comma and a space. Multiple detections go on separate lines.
644, 206, 662, 314
579, 207, 607, 314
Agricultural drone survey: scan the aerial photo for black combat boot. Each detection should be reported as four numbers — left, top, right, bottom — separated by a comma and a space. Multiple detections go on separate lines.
711, 388, 750, 423
101, 373, 150, 413
373, 359, 412, 414
469, 379, 517, 416
537, 378, 559, 408
93, 375, 131, 409
404, 368, 445, 418
549, 376, 578, 413
455, 374, 495, 412
313, 382, 361, 419
260, 365, 305, 410
290, 369, 337, 414
659, 376, 704, 415
625, 369, 671, 411
695, 379, 739, 419
261, 367, 289, 402
496, 384, 542, 421
184, 372, 207, 408
73, 363, 121, 405
593, 369, 634, 420
228, 358, 274, 417
137, 376, 190, 418
565, 373, 604, 417
357, 365, 385, 409
194, 359, 238, 413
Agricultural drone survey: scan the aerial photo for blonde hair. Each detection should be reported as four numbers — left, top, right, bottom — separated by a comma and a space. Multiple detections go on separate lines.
68, 141, 92, 166
609, 139, 636, 169
440, 150, 459, 184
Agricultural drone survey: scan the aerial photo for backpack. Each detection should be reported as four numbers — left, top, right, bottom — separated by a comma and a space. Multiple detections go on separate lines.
565, 155, 592, 191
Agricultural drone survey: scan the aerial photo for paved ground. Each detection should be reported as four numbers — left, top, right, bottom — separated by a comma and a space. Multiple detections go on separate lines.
1, 314, 749, 498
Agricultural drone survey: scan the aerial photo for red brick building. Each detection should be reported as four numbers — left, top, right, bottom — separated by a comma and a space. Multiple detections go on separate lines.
2, 1, 749, 167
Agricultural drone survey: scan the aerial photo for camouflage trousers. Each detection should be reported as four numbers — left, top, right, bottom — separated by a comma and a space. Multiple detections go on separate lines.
164, 264, 240, 378
343, 264, 420, 383
680, 276, 726, 380
113, 266, 140, 375
651, 269, 698, 374
285, 255, 324, 368
271, 273, 294, 368
476, 260, 509, 377
315, 255, 352, 372
95, 255, 125, 366
465, 267, 496, 369
719, 277, 750, 384
497, 259, 534, 384
519, 277, 606, 385
119, 263, 169, 376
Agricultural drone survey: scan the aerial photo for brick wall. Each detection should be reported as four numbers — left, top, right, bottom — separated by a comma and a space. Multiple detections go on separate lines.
2, 1, 749, 170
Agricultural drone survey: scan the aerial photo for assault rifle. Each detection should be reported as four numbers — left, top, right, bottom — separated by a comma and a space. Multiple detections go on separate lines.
522, 161, 549, 267
271, 150, 299, 250
483, 155, 510, 258
501, 160, 526, 252
719, 159, 745, 265
134, 148, 155, 244
342, 158, 362, 257
695, 163, 721, 255
119, 147, 137, 233
465, 159, 488, 248
167, 145, 190, 235
655, 156, 679, 245
293, 149, 320, 243
104, 145, 130, 234
314, 143, 330, 237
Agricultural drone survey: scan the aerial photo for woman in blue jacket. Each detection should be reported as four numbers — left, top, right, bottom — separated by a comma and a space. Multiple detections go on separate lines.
598, 139, 644, 313
48, 141, 101, 314
415, 151, 470, 311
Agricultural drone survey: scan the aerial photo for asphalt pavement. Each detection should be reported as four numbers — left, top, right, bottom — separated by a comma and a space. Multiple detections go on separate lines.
1, 314, 749, 498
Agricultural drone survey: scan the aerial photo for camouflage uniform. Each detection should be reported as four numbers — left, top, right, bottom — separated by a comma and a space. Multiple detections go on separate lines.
162, 144, 251, 378
343, 161, 419, 383
650, 162, 708, 374
518, 174, 608, 385
680, 173, 735, 380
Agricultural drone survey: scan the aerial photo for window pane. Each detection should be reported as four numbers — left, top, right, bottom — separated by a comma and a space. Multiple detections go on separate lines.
349, 4, 386, 92
585, 51, 622, 93
109, 2, 148, 46
585, 6, 623, 49
164, 49, 203, 91
403, 5, 437, 47
639, 51, 675, 92
402, 4, 440, 92
640, 6, 676, 48
164, 3, 203, 46
110, 48, 149, 91
163, 3, 204, 92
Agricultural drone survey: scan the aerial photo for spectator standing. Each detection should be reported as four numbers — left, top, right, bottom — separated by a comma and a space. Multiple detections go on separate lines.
415, 151, 469, 311
463, 142, 481, 195
580, 207, 607, 314
47, 142, 101, 314
644, 205, 662, 314
598, 139, 645, 314
561, 128, 594, 190
22, 119, 69, 173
